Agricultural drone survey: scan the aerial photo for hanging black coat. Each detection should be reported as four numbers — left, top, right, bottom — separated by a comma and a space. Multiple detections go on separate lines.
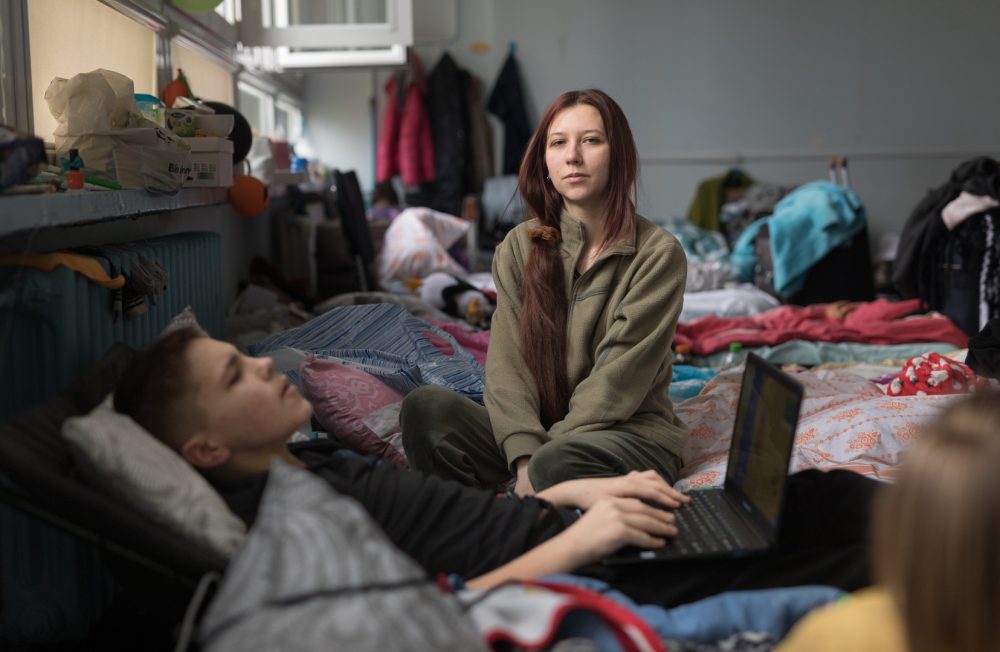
893, 157, 1000, 299
893, 156, 1000, 335
415, 52, 471, 217
487, 51, 532, 175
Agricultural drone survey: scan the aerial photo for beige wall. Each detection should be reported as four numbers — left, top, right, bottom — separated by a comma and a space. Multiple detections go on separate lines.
170, 41, 235, 106
28, 0, 157, 142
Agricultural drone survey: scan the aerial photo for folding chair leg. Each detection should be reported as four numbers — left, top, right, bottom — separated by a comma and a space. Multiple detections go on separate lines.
354, 255, 369, 293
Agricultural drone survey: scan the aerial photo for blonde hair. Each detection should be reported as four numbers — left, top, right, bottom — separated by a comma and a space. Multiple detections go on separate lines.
873, 390, 1000, 652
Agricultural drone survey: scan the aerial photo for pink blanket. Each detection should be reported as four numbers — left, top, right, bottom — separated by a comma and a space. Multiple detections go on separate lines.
674, 299, 969, 356
421, 319, 490, 366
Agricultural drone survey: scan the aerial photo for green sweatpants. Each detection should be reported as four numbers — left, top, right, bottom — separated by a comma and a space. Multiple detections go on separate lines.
400, 385, 683, 491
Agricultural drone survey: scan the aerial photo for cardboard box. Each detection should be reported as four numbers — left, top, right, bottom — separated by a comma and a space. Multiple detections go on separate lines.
57, 127, 191, 192
181, 137, 234, 188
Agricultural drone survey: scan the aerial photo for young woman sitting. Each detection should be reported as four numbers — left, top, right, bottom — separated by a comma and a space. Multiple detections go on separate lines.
402, 88, 688, 496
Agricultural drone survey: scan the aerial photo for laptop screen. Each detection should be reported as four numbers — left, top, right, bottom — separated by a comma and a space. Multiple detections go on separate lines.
724, 355, 803, 527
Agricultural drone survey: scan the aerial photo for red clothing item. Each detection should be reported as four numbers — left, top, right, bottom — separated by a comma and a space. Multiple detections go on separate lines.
674, 299, 969, 356
376, 57, 435, 186
375, 78, 402, 183
886, 352, 986, 396
397, 82, 434, 186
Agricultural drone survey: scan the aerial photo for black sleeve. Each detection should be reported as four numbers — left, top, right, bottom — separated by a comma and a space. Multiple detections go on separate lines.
309, 452, 573, 578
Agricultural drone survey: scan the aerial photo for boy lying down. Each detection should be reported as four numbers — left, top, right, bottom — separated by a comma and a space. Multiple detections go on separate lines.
113, 327, 688, 588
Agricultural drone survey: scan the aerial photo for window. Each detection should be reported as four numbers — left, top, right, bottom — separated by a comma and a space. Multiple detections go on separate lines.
27, 0, 157, 141
240, 0, 411, 68
0, 3, 22, 128
237, 80, 273, 136
214, 0, 239, 24
8, 0, 305, 143
249, 0, 410, 45
171, 40, 235, 106
274, 97, 302, 143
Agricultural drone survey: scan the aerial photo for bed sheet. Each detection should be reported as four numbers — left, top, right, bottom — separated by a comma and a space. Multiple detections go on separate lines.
674, 366, 960, 491
680, 284, 780, 323
690, 339, 959, 369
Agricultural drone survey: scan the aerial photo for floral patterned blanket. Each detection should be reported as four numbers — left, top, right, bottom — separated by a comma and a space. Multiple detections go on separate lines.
674, 366, 959, 490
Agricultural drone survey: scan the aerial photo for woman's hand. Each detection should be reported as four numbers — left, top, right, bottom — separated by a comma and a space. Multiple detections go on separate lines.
513, 457, 535, 497
535, 470, 690, 510
561, 496, 679, 566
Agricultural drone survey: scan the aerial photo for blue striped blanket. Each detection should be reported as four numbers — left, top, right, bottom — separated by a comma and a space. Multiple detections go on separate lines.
249, 304, 485, 401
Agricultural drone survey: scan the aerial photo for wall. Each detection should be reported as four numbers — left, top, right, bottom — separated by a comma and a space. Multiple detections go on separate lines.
305, 0, 1000, 245
488, 0, 1000, 242
302, 70, 377, 189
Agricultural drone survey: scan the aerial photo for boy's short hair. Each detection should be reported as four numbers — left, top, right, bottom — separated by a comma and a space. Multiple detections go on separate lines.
113, 326, 206, 451
874, 390, 1000, 652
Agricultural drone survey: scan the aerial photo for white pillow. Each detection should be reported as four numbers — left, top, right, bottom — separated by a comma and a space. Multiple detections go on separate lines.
161, 304, 202, 336
62, 396, 246, 560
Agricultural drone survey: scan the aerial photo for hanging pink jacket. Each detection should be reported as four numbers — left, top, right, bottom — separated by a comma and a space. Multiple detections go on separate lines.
376, 78, 402, 183
376, 56, 434, 186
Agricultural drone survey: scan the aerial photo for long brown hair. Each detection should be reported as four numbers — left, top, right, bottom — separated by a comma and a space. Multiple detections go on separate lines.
873, 390, 1000, 652
517, 89, 638, 427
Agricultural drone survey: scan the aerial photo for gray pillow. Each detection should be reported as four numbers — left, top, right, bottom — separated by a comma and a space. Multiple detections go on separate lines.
61, 396, 246, 561
198, 459, 486, 652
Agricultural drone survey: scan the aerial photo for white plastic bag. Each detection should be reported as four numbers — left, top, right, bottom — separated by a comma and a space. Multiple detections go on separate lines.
45, 69, 191, 193
44, 68, 136, 138
378, 207, 470, 285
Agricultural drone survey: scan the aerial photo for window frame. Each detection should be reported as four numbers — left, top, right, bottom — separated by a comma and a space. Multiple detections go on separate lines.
274, 95, 302, 143
237, 78, 275, 136
0, 0, 33, 133
241, 0, 413, 49
1, 0, 306, 134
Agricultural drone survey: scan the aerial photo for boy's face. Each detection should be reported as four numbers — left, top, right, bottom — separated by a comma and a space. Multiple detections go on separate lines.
184, 337, 313, 459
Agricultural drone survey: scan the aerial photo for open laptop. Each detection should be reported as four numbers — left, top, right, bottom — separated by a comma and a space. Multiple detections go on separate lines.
605, 352, 804, 564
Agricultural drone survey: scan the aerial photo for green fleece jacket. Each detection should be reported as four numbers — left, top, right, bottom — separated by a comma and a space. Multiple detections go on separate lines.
485, 212, 688, 467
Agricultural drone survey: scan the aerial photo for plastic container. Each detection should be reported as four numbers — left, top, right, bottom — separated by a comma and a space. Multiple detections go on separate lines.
65, 168, 84, 190
134, 93, 165, 128
723, 342, 743, 367
64, 148, 84, 190
192, 114, 235, 137
167, 110, 196, 137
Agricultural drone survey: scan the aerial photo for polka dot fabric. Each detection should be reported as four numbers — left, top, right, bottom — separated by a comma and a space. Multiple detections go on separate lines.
886, 352, 987, 397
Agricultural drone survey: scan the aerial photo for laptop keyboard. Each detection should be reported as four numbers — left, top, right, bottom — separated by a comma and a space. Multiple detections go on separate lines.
668, 491, 754, 555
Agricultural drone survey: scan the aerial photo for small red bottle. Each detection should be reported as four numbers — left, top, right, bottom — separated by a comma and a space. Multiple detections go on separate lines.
65, 148, 84, 190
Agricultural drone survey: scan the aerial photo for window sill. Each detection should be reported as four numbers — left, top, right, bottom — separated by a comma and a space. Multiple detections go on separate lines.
0, 187, 230, 239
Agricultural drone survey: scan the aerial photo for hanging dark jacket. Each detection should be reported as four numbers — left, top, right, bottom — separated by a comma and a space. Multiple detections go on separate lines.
420, 52, 471, 217
487, 51, 532, 175
465, 74, 495, 194
893, 157, 1000, 300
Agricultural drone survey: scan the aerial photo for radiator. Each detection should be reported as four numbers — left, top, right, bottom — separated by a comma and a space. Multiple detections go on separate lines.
0, 231, 224, 643
0, 231, 224, 421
